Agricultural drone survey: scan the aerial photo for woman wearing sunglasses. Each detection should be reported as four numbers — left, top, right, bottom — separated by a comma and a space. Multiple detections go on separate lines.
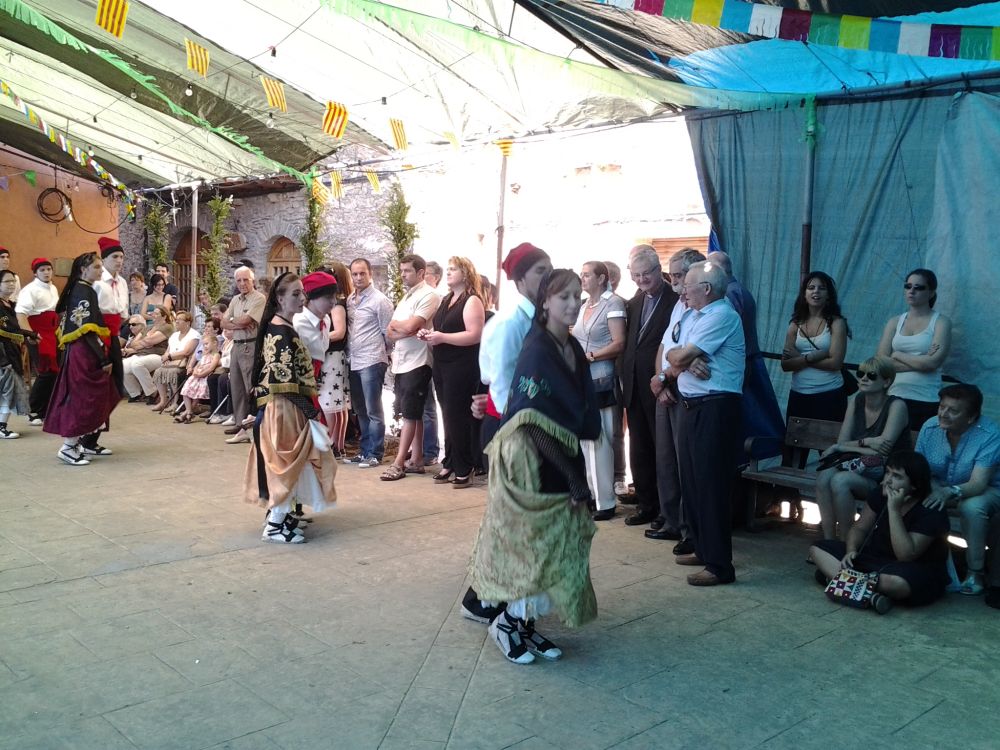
877, 268, 952, 432
815, 356, 911, 540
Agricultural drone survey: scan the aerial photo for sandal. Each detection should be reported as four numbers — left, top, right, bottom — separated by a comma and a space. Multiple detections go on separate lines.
380, 464, 407, 481
404, 464, 426, 474
433, 470, 454, 484
452, 475, 472, 489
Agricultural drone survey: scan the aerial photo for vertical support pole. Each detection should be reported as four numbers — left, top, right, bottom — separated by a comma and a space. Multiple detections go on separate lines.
494, 139, 512, 307
801, 96, 817, 283
189, 184, 199, 311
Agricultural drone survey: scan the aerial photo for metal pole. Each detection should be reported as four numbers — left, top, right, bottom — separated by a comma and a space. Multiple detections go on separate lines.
495, 150, 508, 305
800, 96, 817, 283
189, 185, 199, 311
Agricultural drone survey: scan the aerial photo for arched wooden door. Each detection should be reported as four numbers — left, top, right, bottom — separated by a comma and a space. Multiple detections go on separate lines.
173, 232, 210, 311
267, 237, 301, 279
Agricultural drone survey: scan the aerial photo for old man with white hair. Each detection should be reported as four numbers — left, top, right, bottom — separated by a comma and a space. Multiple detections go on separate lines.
664, 261, 745, 586
221, 265, 266, 445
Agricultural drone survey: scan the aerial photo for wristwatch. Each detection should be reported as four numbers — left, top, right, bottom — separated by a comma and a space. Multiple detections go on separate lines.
949, 485, 963, 500
658, 372, 667, 383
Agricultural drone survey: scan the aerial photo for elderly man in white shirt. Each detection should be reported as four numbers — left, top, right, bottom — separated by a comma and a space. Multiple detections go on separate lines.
663, 261, 745, 587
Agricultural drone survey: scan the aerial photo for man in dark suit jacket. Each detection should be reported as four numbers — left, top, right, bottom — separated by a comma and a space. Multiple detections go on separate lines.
621, 245, 678, 526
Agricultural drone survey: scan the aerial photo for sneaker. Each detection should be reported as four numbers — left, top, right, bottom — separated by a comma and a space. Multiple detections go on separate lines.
344, 454, 366, 465
460, 592, 506, 624
613, 480, 629, 497
57, 446, 90, 466
358, 455, 381, 468
262, 514, 305, 544
871, 593, 893, 615
488, 612, 534, 664
207, 415, 224, 425
0, 427, 20, 439
220, 416, 237, 427
80, 444, 112, 456
27, 414, 43, 426
517, 619, 562, 660
225, 430, 251, 445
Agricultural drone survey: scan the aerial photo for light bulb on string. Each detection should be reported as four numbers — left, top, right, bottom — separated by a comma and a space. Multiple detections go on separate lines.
130, 88, 138, 99
266, 113, 275, 129
184, 83, 193, 97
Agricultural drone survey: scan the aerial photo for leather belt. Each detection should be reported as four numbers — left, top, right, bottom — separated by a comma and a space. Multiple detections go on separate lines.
680, 393, 739, 410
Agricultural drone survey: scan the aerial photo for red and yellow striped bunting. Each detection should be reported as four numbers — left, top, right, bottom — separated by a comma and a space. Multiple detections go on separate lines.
364, 169, 380, 194
496, 139, 513, 157
312, 179, 330, 206
185, 39, 210, 78
330, 171, 343, 199
95, 0, 129, 38
260, 76, 287, 113
322, 102, 349, 138
389, 118, 408, 150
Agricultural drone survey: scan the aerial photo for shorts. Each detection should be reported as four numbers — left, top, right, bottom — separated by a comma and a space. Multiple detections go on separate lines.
394, 365, 432, 420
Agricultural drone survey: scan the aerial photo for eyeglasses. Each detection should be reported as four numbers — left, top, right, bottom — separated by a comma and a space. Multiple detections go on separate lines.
682, 281, 709, 292
903, 283, 927, 291
856, 369, 878, 380
129, 322, 143, 327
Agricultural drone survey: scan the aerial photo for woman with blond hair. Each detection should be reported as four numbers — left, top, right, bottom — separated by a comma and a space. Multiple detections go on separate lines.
121, 307, 173, 403
815, 355, 910, 540
421, 256, 486, 487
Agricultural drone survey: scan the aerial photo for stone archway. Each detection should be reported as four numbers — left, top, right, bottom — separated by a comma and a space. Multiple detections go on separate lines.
266, 237, 302, 279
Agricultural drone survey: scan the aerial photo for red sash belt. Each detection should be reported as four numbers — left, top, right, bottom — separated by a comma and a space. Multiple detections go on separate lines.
103, 313, 123, 340
27, 311, 60, 373
486, 392, 501, 419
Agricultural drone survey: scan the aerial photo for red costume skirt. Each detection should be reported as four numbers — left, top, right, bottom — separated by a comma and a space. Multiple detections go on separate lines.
43, 341, 119, 438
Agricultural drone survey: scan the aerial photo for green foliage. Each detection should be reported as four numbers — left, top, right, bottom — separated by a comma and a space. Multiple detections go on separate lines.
379, 182, 418, 304
300, 186, 327, 273
202, 195, 231, 303
143, 201, 168, 270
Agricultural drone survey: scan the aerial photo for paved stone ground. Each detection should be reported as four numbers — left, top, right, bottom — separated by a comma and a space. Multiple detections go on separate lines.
2, 405, 999, 750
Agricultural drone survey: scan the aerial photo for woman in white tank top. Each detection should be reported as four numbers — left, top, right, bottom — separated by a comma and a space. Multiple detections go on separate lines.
877, 268, 951, 432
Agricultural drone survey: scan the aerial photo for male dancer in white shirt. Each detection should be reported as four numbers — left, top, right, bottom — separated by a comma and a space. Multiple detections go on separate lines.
15, 258, 59, 425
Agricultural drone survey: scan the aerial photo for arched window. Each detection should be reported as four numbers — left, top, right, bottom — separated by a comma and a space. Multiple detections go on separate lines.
173, 231, 210, 311
267, 237, 301, 278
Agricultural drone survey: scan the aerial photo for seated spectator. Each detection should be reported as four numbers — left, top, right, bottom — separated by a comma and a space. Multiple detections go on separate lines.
178, 328, 220, 423
816, 356, 911, 540
141, 274, 173, 325
811, 451, 950, 612
193, 318, 223, 362
193, 288, 213, 332
877, 268, 951, 432
917, 384, 1000, 596
121, 308, 173, 403
207, 328, 234, 424
150, 311, 199, 413
128, 272, 146, 317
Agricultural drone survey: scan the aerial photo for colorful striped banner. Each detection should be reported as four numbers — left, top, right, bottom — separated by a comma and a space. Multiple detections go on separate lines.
364, 169, 380, 193
0, 78, 137, 213
389, 118, 408, 150
495, 138, 513, 157
618, 0, 1000, 61
95, 0, 129, 38
185, 39, 210, 78
329, 170, 343, 199
322, 101, 349, 138
312, 179, 330, 206
260, 76, 287, 112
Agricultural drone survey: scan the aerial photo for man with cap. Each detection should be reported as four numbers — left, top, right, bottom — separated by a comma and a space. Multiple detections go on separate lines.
16, 258, 60, 425
0, 248, 20, 302
462, 241, 551, 625
294, 271, 338, 396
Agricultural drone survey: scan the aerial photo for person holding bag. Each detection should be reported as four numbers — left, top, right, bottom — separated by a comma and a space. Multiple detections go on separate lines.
815, 356, 911, 540
810, 451, 950, 613
572, 261, 626, 521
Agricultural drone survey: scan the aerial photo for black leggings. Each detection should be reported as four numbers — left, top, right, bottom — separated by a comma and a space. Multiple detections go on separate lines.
433, 358, 481, 477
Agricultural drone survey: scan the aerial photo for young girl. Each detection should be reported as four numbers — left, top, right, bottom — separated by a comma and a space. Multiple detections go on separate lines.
178, 331, 220, 423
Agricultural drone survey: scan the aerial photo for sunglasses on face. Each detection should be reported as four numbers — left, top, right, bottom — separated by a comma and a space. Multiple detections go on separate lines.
856, 369, 879, 380
903, 283, 927, 291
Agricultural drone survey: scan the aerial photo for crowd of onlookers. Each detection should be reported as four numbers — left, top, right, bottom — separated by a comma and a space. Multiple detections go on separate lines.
2, 243, 998, 613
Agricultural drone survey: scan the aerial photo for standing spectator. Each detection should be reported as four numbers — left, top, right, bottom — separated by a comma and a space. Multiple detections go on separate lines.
648, 248, 704, 550
422, 257, 485, 488
0, 248, 21, 301
419, 260, 443, 466
380, 255, 440, 480
781, 271, 849, 432
151, 262, 179, 299
918, 384, 1000, 596
346, 258, 394, 466
603, 259, 628, 496
128, 272, 146, 317
15, 258, 60, 425
0, 269, 30, 438
621, 245, 678, 526
877, 268, 952, 432
665, 261, 745, 586
221, 266, 266, 445
320, 263, 352, 456
572, 261, 626, 520
43, 253, 119, 466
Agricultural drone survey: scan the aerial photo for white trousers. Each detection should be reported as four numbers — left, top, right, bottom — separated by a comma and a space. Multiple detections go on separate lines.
581, 406, 616, 510
122, 354, 161, 397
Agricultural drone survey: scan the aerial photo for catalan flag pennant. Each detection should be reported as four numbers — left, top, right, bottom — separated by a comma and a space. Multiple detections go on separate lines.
443, 131, 460, 150
185, 39, 210, 78
312, 179, 330, 206
364, 169, 381, 194
95, 0, 129, 38
330, 171, 343, 200
389, 118, 408, 151
496, 139, 513, 157
260, 76, 287, 113
322, 102, 349, 139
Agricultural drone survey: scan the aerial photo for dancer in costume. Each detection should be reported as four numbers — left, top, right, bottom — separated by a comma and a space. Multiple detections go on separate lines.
244, 272, 338, 543
43, 253, 120, 466
0, 270, 32, 438
472, 268, 601, 664
15, 258, 60, 425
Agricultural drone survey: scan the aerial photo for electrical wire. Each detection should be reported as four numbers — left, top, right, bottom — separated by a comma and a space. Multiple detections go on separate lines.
35, 187, 130, 235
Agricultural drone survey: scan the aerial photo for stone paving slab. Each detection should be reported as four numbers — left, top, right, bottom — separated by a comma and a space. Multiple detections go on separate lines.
1, 405, 999, 748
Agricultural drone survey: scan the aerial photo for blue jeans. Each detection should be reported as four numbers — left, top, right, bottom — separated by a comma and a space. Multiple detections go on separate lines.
423, 381, 439, 463
349, 362, 387, 460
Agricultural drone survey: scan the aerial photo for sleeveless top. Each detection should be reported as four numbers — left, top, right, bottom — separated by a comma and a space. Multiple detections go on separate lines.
791, 323, 842, 394
848, 394, 912, 452
326, 299, 348, 353
432, 290, 479, 364
889, 311, 942, 402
